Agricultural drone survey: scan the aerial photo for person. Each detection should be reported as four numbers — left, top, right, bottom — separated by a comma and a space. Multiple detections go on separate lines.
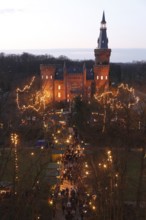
66, 200, 71, 212
71, 208, 76, 217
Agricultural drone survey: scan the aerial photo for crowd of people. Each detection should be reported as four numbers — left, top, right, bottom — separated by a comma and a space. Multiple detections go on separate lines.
60, 142, 85, 220
51, 135, 90, 220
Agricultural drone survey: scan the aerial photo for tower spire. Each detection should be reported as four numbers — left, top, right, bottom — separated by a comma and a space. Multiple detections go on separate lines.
102, 11, 106, 24
97, 11, 108, 49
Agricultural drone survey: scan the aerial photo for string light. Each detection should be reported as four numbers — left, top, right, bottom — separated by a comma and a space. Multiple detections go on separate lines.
94, 83, 140, 132
16, 76, 51, 112
11, 133, 19, 191
95, 83, 139, 110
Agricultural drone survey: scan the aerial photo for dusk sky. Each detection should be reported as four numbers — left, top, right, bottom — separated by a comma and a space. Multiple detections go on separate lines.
0, 0, 146, 50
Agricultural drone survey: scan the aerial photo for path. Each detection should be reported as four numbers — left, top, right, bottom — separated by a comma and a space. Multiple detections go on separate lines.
52, 140, 86, 220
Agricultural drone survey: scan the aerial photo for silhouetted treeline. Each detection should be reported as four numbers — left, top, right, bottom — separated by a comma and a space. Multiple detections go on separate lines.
0, 52, 146, 92
110, 62, 146, 91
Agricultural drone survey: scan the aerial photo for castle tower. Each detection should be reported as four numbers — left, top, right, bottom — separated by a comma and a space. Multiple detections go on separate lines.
83, 62, 87, 98
63, 62, 67, 101
40, 64, 56, 103
94, 11, 111, 93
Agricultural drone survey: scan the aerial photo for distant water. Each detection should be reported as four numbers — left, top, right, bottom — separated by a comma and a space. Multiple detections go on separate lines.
1, 48, 146, 63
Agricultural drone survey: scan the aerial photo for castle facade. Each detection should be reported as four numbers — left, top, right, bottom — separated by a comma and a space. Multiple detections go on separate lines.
40, 12, 111, 102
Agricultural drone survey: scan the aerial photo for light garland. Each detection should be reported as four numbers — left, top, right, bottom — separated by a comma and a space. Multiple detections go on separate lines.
11, 133, 19, 193
16, 76, 50, 112
95, 83, 140, 110
94, 84, 140, 132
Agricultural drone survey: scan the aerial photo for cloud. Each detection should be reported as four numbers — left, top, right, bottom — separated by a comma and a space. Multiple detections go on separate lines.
0, 8, 24, 14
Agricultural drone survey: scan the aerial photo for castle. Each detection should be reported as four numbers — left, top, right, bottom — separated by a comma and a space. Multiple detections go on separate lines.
40, 12, 111, 102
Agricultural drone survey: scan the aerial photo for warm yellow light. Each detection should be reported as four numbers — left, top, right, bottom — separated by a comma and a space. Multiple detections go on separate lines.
107, 150, 111, 155
58, 92, 61, 98
103, 164, 107, 168
92, 206, 96, 210
49, 200, 53, 205
31, 152, 34, 156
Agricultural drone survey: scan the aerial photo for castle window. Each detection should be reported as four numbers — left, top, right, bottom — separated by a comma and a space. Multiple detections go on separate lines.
97, 76, 99, 80
58, 92, 61, 98
105, 76, 108, 80
46, 75, 48, 79
58, 85, 61, 90
50, 75, 52, 79
42, 75, 43, 79
101, 76, 103, 80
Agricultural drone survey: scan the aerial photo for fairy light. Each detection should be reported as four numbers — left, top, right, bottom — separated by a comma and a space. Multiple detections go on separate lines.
107, 150, 111, 155
48, 199, 53, 205
16, 76, 51, 112
85, 171, 89, 175
95, 83, 139, 110
94, 83, 140, 133
92, 205, 96, 210
66, 139, 70, 143
115, 173, 118, 178
31, 152, 34, 156
103, 164, 107, 169
11, 133, 19, 192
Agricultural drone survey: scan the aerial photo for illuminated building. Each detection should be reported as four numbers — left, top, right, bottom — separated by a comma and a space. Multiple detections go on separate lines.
40, 12, 111, 102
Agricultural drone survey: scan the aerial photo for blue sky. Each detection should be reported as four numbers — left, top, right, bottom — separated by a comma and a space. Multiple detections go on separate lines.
0, 0, 145, 50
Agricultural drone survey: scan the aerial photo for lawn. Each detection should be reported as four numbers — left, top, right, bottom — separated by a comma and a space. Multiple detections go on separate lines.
0, 147, 51, 191
86, 148, 146, 202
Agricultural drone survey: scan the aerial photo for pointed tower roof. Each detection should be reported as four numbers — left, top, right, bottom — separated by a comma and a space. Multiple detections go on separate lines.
97, 11, 108, 49
101, 11, 106, 24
